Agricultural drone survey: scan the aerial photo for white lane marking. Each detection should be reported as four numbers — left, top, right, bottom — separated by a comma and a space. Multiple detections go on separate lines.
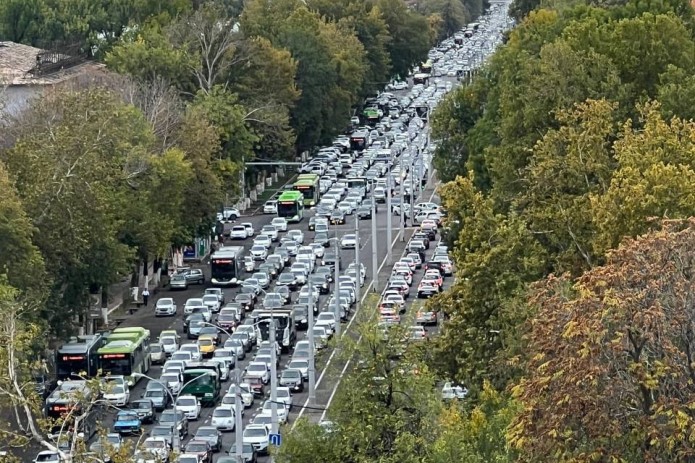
296, 175, 440, 426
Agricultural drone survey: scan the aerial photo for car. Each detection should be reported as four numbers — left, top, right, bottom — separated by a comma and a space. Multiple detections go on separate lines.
180, 343, 202, 361
202, 294, 221, 313
330, 209, 346, 224
260, 224, 279, 242
441, 381, 468, 400
245, 362, 271, 384
194, 426, 223, 452
287, 229, 305, 244
139, 437, 171, 463
280, 368, 304, 392
417, 281, 439, 298
356, 205, 372, 219
176, 395, 202, 420
148, 425, 175, 448
410, 325, 428, 341
184, 440, 213, 463
197, 335, 217, 358
225, 443, 258, 463
254, 234, 272, 248
229, 225, 248, 240
103, 384, 130, 406
241, 222, 255, 237
88, 433, 123, 462
218, 207, 240, 221
158, 409, 189, 440
259, 399, 288, 424
154, 297, 177, 316
169, 273, 189, 290
142, 387, 170, 412
263, 200, 278, 214
271, 217, 289, 232
130, 398, 155, 424
416, 306, 438, 325
180, 268, 206, 285
287, 359, 309, 380
113, 410, 142, 434
198, 326, 221, 345
340, 234, 357, 249
177, 454, 206, 463
250, 245, 268, 261
33, 451, 64, 463
149, 343, 165, 365
243, 425, 270, 455
211, 405, 237, 431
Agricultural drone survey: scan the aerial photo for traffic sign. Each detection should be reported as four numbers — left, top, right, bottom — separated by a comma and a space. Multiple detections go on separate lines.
269, 433, 282, 446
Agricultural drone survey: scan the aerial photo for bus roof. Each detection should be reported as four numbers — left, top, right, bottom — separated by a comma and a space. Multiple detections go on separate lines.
278, 191, 304, 202
98, 340, 136, 354
57, 334, 105, 354
297, 173, 319, 181
211, 246, 244, 259
112, 327, 149, 336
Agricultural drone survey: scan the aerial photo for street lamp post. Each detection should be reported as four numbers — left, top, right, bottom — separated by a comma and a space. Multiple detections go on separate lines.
399, 165, 405, 241
307, 281, 316, 402
253, 288, 279, 440
234, 369, 244, 463
371, 197, 378, 293
386, 161, 393, 264
354, 211, 361, 314
334, 231, 341, 337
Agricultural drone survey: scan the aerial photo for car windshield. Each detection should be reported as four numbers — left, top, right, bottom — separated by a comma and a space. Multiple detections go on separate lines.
199, 338, 213, 347
134, 401, 150, 409
144, 440, 165, 449
110, 385, 125, 394
151, 427, 171, 436
197, 428, 218, 437
151, 345, 162, 353
245, 428, 267, 437
146, 390, 164, 398
161, 337, 176, 345
178, 397, 197, 406
161, 374, 179, 383
186, 443, 207, 452
283, 370, 301, 379
214, 408, 232, 417
290, 361, 308, 369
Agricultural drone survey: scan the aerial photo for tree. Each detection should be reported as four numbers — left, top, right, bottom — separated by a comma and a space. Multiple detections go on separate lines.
0, 89, 152, 336
376, 0, 432, 79
0, 0, 47, 45
511, 220, 695, 462
591, 101, 695, 255
0, 162, 46, 299
656, 64, 695, 122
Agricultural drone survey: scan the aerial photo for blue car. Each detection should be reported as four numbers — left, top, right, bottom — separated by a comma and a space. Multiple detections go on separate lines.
114, 410, 142, 435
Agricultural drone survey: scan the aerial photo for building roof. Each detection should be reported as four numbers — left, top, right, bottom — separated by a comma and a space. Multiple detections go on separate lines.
0, 41, 105, 86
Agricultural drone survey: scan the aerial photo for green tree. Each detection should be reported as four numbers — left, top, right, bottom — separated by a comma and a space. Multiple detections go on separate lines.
0, 0, 47, 45
656, 64, 695, 121
376, 0, 432, 78
0, 89, 152, 336
0, 162, 46, 299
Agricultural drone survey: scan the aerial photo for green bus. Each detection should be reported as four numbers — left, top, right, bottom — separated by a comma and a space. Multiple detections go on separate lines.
97, 327, 151, 386
182, 363, 221, 406
294, 173, 320, 206
277, 190, 305, 223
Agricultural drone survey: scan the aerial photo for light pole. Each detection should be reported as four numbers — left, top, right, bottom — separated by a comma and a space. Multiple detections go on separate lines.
307, 280, 316, 402
334, 231, 341, 337
254, 288, 279, 439
354, 211, 361, 314
132, 372, 212, 451
233, 369, 244, 463
399, 165, 405, 241
386, 161, 393, 264
371, 197, 378, 293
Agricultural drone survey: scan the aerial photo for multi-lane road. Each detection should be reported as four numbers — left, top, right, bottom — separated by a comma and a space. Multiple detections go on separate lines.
103, 167, 443, 462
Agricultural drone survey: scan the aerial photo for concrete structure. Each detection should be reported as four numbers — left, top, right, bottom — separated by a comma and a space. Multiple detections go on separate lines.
0, 41, 106, 117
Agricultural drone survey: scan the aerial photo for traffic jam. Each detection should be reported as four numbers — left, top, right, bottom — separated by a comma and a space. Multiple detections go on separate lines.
35, 6, 511, 463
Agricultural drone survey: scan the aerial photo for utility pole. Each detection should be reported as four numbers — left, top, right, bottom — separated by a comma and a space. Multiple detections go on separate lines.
235, 370, 244, 463
386, 160, 393, 265
399, 164, 405, 241
371, 198, 378, 293
270, 305, 278, 441
354, 211, 361, 314
308, 281, 316, 402
334, 229, 341, 337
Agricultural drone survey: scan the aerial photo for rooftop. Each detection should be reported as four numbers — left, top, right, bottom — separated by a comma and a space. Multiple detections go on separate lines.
0, 41, 105, 86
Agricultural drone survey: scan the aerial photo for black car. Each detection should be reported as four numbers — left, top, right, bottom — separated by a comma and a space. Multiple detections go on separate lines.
314, 232, 330, 247
308, 217, 318, 231
412, 232, 431, 248
292, 306, 309, 330
131, 399, 155, 424
235, 293, 255, 311
309, 274, 330, 294
315, 206, 333, 217
356, 205, 372, 219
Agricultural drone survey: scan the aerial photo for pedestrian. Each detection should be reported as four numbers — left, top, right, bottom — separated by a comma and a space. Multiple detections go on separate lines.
142, 288, 150, 307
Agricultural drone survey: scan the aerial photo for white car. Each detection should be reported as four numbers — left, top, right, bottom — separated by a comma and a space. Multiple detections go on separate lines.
250, 245, 268, 261
271, 217, 288, 232
211, 405, 236, 431
33, 451, 63, 463
241, 222, 255, 237
159, 372, 183, 394
310, 243, 325, 258
263, 200, 278, 214
316, 312, 337, 334
287, 230, 304, 245
243, 424, 270, 455
259, 399, 288, 424
154, 298, 177, 317
223, 383, 254, 407
170, 351, 193, 366
184, 298, 206, 315
160, 335, 179, 356
175, 395, 202, 420
340, 234, 357, 249
137, 438, 170, 463
103, 384, 130, 406
254, 234, 272, 249
179, 343, 202, 361
260, 225, 279, 241
202, 294, 221, 313
275, 386, 293, 410
229, 225, 248, 240
245, 362, 270, 384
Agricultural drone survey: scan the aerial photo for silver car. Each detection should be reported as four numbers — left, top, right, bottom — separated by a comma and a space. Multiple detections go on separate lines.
155, 298, 177, 317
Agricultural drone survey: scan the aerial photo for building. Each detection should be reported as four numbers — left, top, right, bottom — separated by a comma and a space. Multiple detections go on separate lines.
0, 41, 106, 117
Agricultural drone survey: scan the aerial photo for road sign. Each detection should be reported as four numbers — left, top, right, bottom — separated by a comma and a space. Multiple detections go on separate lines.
269, 433, 282, 446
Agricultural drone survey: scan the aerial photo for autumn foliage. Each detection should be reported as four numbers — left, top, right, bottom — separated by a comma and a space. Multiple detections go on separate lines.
510, 220, 695, 462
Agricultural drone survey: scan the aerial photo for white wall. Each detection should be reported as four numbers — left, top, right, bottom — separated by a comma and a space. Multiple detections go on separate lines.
2, 85, 42, 117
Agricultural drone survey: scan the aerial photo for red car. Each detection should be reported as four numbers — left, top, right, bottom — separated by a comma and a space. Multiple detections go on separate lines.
184, 440, 213, 463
